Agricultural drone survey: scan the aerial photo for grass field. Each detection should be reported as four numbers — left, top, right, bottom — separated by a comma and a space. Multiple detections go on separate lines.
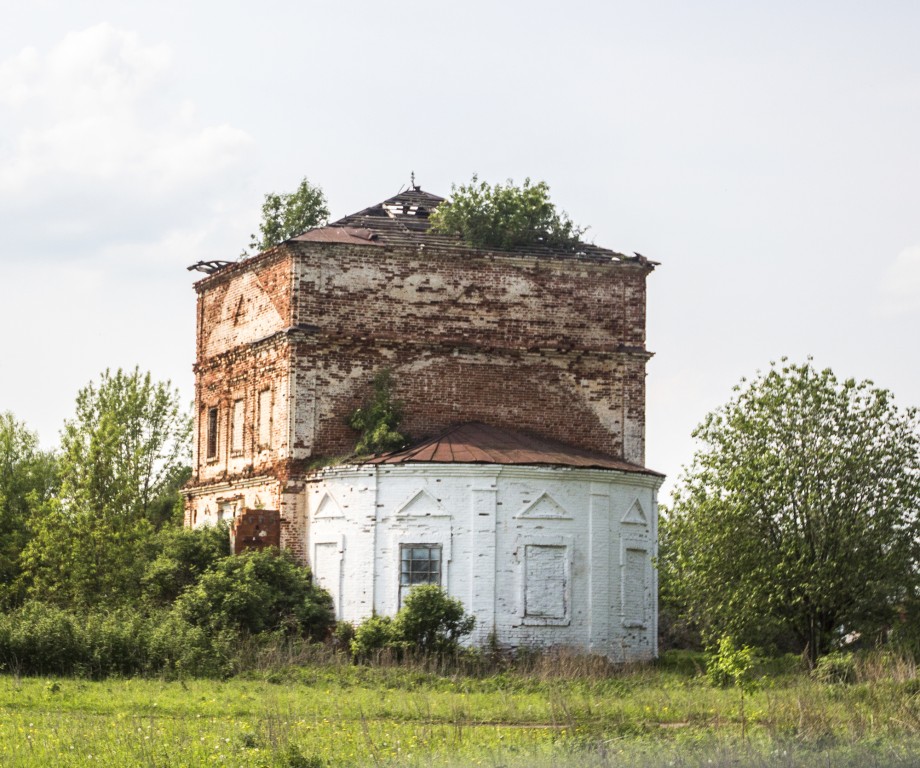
1, 653, 919, 767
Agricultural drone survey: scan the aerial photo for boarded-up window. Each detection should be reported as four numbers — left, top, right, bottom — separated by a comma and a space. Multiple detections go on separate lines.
231, 399, 244, 453
524, 544, 567, 620
258, 389, 272, 448
314, 542, 341, 618
206, 407, 218, 459
623, 547, 648, 627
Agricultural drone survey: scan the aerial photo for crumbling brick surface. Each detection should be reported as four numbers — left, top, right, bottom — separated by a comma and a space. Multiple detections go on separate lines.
231, 508, 281, 554
186, 237, 654, 555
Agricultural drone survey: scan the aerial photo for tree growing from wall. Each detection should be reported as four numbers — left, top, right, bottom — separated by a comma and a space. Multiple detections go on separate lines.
429, 175, 585, 250
249, 176, 329, 252
347, 370, 407, 455
662, 359, 920, 663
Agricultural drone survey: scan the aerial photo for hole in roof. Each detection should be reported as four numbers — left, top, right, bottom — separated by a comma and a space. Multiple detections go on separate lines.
383, 203, 421, 217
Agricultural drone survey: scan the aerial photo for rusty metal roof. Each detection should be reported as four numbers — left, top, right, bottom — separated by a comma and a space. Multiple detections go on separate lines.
292, 187, 654, 265
366, 422, 663, 476
294, 227, 382, 245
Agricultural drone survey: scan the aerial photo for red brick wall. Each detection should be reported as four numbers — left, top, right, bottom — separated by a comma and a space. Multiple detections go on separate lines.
190, 239, 654, 486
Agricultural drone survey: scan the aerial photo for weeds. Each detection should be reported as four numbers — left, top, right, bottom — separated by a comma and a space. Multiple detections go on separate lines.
0, 649, 918, 766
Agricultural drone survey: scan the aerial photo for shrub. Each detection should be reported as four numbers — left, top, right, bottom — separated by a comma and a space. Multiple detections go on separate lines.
0, 601, 81, 675
396, 585, 475, 654
346, 370, 406, 455
142, 522, 231, 605
176, 548, 334, 638
0, 602, 218, 677
429, 176, 585, 250
706, 635, 757, 689
350, 615, 398, 659
332, 621, 356, 651
350, 586, 475, 660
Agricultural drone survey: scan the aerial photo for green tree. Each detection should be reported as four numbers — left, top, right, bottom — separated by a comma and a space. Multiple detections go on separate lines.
249, 176, 329, 252
0, 413, 57, 607
663, 359, 920, 663
706, 635, 759, 740
20, 368, 191, 606
429, 175, 585, 250
347, 370, 406, 455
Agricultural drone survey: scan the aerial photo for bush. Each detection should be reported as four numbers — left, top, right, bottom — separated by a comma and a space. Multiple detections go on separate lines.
706, 635, 757, 690
396, 585, 475, 654
176, 548, 334, 638
429, 176, 585, 250
0, 601, 81, 675
346, 370, 406, 456
350, 615, 398, 659
332, 621, 356, 652
0, 601, 221, 677
142, 522, 231, 605
350, 586, 475, 660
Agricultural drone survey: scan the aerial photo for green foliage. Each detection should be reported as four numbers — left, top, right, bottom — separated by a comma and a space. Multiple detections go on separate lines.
141, 523, 232, 606
0, 601, 217, 677
0, 413, 57, 607
176, 548, 334, 638
4, 660, 920, 766
350, 586, 475, 659
663, 359, 920, 663
331, 620, 356, 651
346, 370, 406, 455
57, 367, 191, 525
813, 651, 857, 684
706, 635, 757, 691
249, 176, 329, 252
349, 615, 397, 659
706, 635, 759, 740
19, 368, 191, 607
395, 584, 476, 654
429, 175, 585, 250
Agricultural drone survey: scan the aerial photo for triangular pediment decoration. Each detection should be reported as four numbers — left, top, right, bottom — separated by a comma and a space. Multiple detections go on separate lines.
622, 498, 648, 526
395, 488, 447, 518
515, 492, 572, 520
314, 491, 344, 519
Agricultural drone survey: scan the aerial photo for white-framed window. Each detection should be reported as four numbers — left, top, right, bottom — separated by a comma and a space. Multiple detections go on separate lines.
231, 399, 245, 454
399, 544, 441, 605
258, 389, 272, 448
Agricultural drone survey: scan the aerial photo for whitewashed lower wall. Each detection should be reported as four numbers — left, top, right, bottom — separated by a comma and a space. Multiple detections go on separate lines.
306, 463, 662, 661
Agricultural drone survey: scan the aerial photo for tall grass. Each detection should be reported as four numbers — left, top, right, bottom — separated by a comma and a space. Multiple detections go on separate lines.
1, 648, 918, 767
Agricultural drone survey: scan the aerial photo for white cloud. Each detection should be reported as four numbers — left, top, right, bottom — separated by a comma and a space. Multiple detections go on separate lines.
0, 23, 253, 260
880, 245, 920, 315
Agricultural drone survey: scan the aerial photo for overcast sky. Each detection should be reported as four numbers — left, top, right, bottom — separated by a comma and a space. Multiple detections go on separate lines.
2, 1, 918, 500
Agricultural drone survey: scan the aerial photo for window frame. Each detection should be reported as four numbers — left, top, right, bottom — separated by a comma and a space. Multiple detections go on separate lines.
399, 543, 442, 606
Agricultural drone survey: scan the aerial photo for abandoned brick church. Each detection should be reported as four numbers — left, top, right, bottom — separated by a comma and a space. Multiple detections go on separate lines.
185, 186, 664, 660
